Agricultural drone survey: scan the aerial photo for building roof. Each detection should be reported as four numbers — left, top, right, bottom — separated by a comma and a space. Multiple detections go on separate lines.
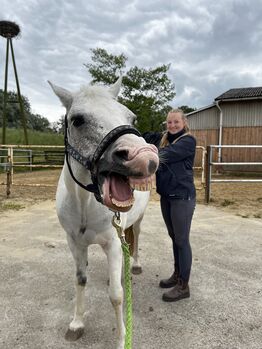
215, 87, 262, 101
186, 86, 262, 117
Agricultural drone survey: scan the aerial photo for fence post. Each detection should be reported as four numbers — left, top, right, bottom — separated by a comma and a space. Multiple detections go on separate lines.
6, 149, 12, 197
201, 146, 206, 185
205, 146, 211, 203
10, 147, 14, 184
29, 149, 33, 171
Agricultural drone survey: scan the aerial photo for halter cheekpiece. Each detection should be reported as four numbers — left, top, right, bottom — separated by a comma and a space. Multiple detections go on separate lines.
64, 115, 141, 204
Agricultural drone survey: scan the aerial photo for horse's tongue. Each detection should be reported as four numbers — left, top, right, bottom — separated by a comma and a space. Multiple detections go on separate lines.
101, 175, 133, 211
110, 175, 132, 201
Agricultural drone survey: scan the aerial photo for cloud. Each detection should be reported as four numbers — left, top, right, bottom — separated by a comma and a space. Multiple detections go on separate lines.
1, 0, 262, 122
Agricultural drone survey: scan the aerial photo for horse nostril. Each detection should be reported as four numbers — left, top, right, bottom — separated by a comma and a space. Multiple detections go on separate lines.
148, 160, 157, 173
113, 150, 129, 162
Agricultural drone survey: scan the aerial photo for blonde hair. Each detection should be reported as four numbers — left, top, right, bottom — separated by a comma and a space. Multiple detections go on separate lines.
159, 108, 190, 148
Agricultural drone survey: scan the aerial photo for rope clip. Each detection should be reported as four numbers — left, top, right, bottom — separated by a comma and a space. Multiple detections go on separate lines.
112, 212, 126, 244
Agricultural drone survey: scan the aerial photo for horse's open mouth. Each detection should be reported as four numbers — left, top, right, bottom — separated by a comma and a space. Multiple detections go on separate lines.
102, 172, 155, 212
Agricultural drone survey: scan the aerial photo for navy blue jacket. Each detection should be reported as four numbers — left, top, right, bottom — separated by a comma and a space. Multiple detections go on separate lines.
143, 131, 196, 199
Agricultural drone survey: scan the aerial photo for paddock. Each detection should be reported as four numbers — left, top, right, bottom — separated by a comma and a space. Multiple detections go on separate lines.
0, 200, 261, 349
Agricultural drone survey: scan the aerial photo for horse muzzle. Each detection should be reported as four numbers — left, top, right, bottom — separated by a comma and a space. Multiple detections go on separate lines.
100, 146, 159, 212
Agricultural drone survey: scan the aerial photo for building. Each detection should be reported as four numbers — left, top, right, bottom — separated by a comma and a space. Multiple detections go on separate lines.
186, 87, 262, 171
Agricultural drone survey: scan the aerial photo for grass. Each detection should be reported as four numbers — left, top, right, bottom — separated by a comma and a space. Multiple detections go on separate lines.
0, 128, 64, 172
220, 199, 235, 207
0, 202, 25, 212
0, 128, 63, 145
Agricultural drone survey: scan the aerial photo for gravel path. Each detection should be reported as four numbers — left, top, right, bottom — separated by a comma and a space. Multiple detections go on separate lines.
0, 200, 261, 349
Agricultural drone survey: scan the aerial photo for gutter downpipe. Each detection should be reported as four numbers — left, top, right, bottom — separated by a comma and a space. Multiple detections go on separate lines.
215, 100, 223, 162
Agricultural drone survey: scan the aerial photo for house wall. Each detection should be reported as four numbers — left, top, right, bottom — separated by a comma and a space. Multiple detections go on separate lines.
187, 100, 262, 171
221, 100, 262, 127
191, 129, 219, 165
187, 100, 262, 129
187, 106, 219, 130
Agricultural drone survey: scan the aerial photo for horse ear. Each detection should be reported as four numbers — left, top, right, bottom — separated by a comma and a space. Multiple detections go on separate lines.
48, 81, 73, 110
108, 75, 122, 98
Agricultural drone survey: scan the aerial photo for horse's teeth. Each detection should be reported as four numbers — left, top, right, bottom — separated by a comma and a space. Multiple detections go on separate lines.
129, 175, 155, 192
111, 197, 134, 208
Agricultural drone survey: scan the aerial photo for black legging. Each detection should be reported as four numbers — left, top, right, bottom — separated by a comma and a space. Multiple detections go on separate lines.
160, 196, 195, 282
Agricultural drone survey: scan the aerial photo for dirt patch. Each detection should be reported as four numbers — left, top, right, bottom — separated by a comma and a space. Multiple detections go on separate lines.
0, 170, 59, 211
0, 169, 261, 219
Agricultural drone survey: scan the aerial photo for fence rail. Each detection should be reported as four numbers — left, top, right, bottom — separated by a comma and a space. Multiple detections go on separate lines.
0, 145, 64, 196
205, 145, 262, 203
0, 144, 206, 197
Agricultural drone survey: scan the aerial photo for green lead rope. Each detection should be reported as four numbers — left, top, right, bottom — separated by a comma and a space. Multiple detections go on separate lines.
122, 241, 133, 349
112, 213, 133, 349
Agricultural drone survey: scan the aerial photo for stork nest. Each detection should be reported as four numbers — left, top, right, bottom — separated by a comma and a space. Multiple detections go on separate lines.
0, 20, 20, 39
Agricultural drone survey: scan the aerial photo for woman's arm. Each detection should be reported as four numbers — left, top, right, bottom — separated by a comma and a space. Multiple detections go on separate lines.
142, 132, 162, 147
160, 136, 196, 163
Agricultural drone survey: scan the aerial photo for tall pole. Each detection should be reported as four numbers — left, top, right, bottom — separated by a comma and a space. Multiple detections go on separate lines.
2, 37, 10, 145
0, 20, 29, 145
10, 38, 28, 144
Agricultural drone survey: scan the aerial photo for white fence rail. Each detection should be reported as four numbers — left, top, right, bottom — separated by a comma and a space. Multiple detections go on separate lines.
205, 145, 262, 202
0, 145, 64, 196
0, 144, 206, 197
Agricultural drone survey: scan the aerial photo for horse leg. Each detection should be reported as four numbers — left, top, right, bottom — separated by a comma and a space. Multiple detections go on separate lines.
102, 236, 125, 349
65, 234, 87, 341
131, 216, 143, 275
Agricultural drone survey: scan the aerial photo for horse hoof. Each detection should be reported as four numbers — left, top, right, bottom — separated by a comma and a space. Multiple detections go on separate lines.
131, 266, 142, 275
65, 328, 84, 341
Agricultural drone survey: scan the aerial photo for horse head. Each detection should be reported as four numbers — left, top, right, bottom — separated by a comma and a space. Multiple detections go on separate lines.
49, 77, 159, 212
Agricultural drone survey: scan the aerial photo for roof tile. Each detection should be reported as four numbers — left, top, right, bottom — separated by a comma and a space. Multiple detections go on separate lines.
215, 87, 262, 100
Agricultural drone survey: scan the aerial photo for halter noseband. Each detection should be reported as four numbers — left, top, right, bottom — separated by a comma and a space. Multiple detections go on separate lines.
64, 115, 141, 203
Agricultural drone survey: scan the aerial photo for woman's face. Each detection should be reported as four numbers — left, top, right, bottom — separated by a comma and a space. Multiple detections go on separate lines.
166, 112, 185, 134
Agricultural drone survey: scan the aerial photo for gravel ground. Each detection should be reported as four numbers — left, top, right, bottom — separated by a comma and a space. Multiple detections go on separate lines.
0, 200, 261, 349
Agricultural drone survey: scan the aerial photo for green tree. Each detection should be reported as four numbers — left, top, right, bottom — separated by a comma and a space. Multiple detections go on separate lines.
84, 48, 176, 133
0, 89, 51, 132
28, 114, 51, 132
121, 65, 175, 131
52, 115, 65, 134
179, 105, 196, 114
84, 48, 127, 84
0, 89, 31, 128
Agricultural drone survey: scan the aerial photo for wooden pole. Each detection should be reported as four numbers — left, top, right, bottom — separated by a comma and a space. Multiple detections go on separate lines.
9, 38, 28, 144
2, 37, 10, 145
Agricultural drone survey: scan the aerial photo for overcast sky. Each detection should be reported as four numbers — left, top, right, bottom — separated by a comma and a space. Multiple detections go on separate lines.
1, 0, 262, 123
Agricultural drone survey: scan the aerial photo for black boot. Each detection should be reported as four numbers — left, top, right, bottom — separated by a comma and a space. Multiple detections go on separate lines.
162, 279, 190, 302
159, 270, 179, 288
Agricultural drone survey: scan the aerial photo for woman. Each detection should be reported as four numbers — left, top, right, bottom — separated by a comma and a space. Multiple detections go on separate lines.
144, 108, 196, 302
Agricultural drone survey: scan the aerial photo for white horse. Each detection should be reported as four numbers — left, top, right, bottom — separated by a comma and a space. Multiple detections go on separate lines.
49, 77, 159, 349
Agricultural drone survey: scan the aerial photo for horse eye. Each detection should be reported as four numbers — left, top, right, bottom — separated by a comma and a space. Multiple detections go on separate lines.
71, 115, 85, 128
